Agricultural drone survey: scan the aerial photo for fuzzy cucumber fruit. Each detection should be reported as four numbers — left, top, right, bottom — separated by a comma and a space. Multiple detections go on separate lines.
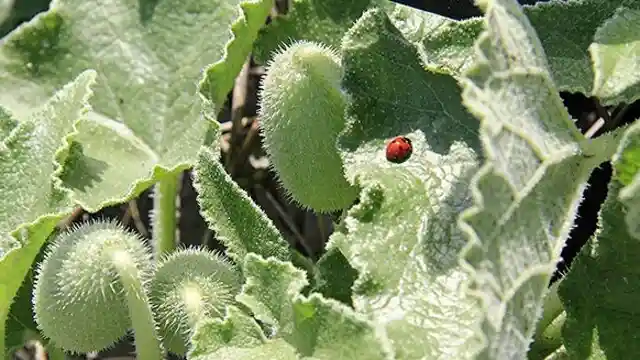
259, 41, 358, 212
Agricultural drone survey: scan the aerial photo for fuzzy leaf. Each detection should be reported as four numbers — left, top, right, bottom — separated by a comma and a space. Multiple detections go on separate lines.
458, 0, 598, 358
0, 0, 272, 211
332, 8, 482, 359
389, 0, 640, 96
0, 71, 95, 358
236, 254, 309, 331
558, 119, 640, 359
189, 272, 301, 360
590, 6, 640, 105
189, 305, 267, 357
192, 339, 300, 360
258, 0, 640, 98
386, 3, 482, 76
193, 144, 291, 263
253, 0, 388, 63
236, 254, 391, 360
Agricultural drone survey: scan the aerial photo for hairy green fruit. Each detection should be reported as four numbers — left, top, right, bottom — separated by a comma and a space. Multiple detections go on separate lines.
259, 40, 358, 212
32, 220, 153, 353
149, 248, 243, 355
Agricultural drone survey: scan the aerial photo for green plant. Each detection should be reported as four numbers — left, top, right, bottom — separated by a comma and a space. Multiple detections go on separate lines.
33, 221, 160, 357
0, 0, 639, 359
259, 40, 358, 212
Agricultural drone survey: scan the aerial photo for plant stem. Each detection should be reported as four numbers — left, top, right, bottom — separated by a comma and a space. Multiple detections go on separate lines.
152, 174, 180, 259
292, 249, 317, 279
532, 311, 566, 358
112, 250, 166, 360
529, 280, 566, 359
536, 280, 564, 335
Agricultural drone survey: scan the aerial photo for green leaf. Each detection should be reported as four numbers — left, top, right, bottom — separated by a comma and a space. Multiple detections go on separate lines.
613, 125, 640, 187
4, 264, 38, 353
511, 0, 632, 94
236, 254, 308, 331
559, 119, 640, 358
237, 254, 392, 360
590, 6, 640, 105
0, 0, 49, 38
189, 286, 300, 360
332, 7, 482, 359
253, 0, 387, 63
189, 305, 267, 358
457, 0, 597, 358
192, 338, 300, 360
389, 0, 640, 95
313, 247, 357, 306
386, 3, 482, 76
0, 0, 272, 212
193, 144, 291, 263
0, 70, 95, 359
199, 0, 275, 107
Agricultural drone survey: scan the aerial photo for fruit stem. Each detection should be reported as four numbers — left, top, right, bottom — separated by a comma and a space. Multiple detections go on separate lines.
152, 173, 180, 259
112, 250, 165, 360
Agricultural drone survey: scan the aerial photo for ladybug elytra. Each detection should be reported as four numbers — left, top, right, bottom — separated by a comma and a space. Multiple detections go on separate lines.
385, 136, 413, 164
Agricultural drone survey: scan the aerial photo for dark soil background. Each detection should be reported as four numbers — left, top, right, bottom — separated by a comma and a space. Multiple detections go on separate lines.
4, 0, 640, 359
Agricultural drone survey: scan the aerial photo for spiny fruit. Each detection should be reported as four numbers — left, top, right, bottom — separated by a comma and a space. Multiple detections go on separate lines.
32, 220, 153, 353
259, 40, 358, 212
149, 248, 242, 355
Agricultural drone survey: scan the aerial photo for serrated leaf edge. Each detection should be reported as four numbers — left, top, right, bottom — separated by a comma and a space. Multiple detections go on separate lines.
9, 69, 97, 241
0, 69, 97, 360
58, 0, 269, 213
198, 0, 272, 109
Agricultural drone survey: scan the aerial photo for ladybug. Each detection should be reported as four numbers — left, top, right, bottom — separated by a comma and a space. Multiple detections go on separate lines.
386, 136, 413, 164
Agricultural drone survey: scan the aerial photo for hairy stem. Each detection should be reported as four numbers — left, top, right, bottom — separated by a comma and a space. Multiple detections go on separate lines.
529, 280, 566, 359
537, 281, 564, 336
152, 174, 180, 259
291, 249, 317, 285
112, 250, 165, 360
532, 312, 566, 359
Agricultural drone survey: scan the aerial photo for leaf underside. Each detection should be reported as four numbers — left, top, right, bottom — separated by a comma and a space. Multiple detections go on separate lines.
0, 71, 95, 359
0, 0, 272, 212
458, 0, 597, 358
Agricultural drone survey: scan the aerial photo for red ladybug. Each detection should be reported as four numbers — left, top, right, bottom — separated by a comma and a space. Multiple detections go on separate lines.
386, 136, 413, 164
